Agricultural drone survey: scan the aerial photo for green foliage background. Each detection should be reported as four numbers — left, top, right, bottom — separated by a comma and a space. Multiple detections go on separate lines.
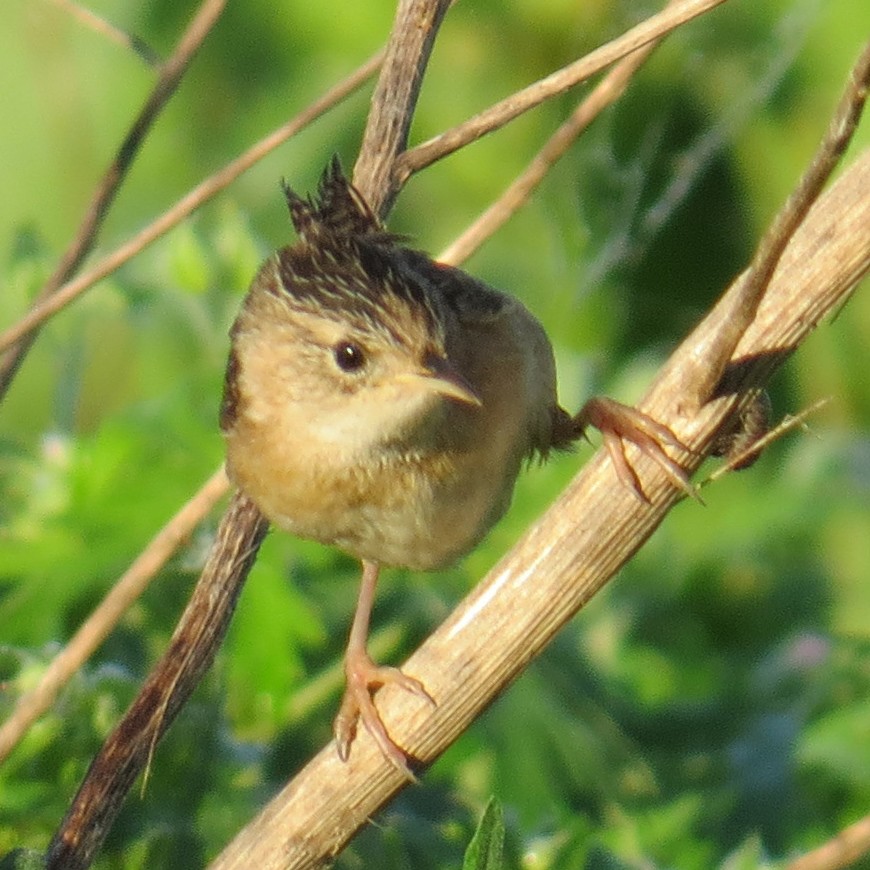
1, 1, 868, 868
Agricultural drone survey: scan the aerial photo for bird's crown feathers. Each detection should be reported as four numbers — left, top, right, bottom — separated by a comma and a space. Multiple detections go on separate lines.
282, 156, 394, 245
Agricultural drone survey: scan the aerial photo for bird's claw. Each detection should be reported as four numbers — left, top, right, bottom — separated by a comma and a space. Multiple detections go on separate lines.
334, 653, 433, 780
575, 396, 701, 503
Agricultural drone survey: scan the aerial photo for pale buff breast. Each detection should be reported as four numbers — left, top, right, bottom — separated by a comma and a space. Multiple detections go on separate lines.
225, 393, 524, 571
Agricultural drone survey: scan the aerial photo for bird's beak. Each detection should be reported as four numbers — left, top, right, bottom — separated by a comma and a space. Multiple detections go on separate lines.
396, 355, 482, 407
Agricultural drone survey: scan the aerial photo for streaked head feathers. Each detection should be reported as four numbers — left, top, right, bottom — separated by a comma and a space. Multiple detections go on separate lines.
273, 157, 444, 348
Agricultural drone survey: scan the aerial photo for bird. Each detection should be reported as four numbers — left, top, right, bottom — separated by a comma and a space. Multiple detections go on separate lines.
220, 157, 694, 775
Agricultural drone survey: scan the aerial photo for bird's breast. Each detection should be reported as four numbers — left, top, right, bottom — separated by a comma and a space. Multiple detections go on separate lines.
224, 402, 522, 571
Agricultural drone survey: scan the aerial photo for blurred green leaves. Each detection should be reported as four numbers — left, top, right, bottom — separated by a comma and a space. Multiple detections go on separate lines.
463, 799, 506, 870
1, 1, 868, 868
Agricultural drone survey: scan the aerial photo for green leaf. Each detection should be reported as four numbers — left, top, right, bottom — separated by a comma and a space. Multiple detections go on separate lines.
463, 798, 505, 870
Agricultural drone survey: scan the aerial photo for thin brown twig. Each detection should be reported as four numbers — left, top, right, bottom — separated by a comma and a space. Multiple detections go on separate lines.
0, 0, 228, 399
354, 0, 452, 213
396, 0, 730, 183
686, 37, 870, 408
48, 0, 162, 67
0, 466, 230, 765
0, 50, 383, 361
701, 397, 830, 483
439, 4, 674, 266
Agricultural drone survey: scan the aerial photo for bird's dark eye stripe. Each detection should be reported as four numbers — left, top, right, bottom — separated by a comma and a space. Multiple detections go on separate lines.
334, 341, 366, 372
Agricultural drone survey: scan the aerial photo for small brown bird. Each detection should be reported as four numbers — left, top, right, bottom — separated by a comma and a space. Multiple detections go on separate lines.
221, 158, 692, 774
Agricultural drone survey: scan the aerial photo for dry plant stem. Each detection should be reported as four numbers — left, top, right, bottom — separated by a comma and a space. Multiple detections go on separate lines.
210, 151, 870, 870
691, 38, 870, 407
0, 51, 383, 360
0, 0, 227, 399
784, 813, 870, 870
0, 466, 230, 765
354, 0, 452, 214
50, 0, 161, 66
397, 0, 729, 182
702, 398, 829, 483
439, 11, 671, 266
45, 491, 268, 870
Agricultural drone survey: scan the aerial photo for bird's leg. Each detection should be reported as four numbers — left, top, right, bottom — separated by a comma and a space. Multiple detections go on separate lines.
575, 396, 700, 503
334, 559, 432, 777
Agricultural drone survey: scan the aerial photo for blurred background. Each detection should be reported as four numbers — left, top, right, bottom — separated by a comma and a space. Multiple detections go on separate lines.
1, 1, 868, 867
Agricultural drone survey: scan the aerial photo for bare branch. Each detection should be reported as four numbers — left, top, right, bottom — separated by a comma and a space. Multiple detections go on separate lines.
397, 0, 730, 181
46, 491, 268, 870
354, 0, 452, 213
0, 0, 227, 399
702, 397, 830, 483
439, 3, 674, 266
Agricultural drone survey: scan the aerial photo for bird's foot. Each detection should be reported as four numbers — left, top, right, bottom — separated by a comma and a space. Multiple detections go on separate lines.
334, 650, 433, 780
575, 396, 700, 503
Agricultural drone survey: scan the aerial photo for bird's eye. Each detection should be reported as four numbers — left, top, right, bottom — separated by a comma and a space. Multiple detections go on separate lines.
333, 341, 367, 373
